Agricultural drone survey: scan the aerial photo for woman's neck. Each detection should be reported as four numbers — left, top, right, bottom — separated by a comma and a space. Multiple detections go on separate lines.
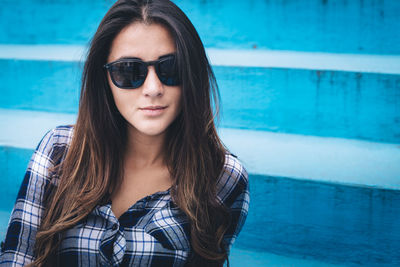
125, 125, 166, 168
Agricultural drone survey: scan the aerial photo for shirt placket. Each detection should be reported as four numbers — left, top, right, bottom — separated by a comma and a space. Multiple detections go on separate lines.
96, 204, 126, 266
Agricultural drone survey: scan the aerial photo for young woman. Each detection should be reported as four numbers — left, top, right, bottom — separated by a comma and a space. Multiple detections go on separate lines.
0, 0, 249, 266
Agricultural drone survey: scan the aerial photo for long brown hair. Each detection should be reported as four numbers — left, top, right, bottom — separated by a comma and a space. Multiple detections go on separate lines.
32, 0, 230, 266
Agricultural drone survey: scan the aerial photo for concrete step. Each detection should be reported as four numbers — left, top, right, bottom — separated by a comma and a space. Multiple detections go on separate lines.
2, 45, 400, 74
238, 174, 400, 267
1, 0, 399, 54
1, 45, 399, 143
0, 110, 400, 266
0, 213, 348, 267
1, 109, 399, 266
229, 247, 347, 267
1, 108, 399, 190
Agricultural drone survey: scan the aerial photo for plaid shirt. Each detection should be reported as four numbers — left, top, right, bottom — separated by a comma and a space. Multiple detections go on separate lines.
0, 126, 249, 266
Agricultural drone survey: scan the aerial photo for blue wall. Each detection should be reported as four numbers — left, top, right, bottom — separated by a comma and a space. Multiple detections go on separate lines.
1, 0, 400, 54
1, 59, 399, 143
0, 59, 80, 113
216, 67, 400, 143
0, 147, 32, 211
238, 174, 400, 267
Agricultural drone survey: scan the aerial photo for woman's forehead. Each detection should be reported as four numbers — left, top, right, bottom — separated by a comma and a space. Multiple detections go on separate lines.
108, 22, 176, 62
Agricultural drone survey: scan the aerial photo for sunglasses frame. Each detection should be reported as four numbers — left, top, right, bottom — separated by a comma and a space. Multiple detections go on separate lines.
104, 54, 180, 89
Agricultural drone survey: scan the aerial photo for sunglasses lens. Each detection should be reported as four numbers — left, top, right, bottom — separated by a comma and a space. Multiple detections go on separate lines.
157, 56, 180, 86
107, 55, 180, 89
109, 61, 146, 89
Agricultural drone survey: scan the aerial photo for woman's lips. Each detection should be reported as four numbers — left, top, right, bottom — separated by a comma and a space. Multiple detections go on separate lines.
139, 106, 167, 116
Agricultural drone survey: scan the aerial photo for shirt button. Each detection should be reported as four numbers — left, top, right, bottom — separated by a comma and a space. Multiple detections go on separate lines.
112, 224, 118, 231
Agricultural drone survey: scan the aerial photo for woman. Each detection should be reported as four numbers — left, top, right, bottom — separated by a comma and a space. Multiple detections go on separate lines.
0, 0, 249, 266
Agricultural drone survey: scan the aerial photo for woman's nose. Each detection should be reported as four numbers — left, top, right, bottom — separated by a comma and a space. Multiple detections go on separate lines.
141, 66, 164, 97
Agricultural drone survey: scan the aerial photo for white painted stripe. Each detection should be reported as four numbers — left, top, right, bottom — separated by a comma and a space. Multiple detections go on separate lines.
1, 108, 399, 190
207, 48, 400, 75
0, 44, 86, 62
0, 45, 399, 74
0, 108, 76, 149
219, 128, 400, 190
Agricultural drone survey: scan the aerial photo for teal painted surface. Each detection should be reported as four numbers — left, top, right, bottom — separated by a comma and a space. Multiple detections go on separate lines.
0, 0, 112, 46
228, 248, 345, 267
238, 174, 400, 267
216, 66, 400, 144
0, 0, 399, 54
0, 146, 32, 211
176, 0, 400, 54
1, 59, 399, 143
0, 59, 81, 113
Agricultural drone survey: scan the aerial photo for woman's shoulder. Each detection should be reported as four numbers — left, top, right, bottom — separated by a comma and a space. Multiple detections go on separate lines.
41, 125, 74, 146
216, 152, 249, 205
35, 125, 74, 160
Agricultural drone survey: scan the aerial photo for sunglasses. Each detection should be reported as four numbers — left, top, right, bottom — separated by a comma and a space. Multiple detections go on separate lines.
104, 54, 180, 89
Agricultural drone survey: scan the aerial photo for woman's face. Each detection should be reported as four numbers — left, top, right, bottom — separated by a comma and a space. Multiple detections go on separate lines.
107, 22, 182, 138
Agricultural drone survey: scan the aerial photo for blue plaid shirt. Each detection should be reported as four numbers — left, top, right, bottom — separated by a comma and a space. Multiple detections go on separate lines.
0, 126, 249, 266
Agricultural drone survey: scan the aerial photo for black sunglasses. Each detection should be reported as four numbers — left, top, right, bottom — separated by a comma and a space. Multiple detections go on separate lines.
104, 54, 180, 89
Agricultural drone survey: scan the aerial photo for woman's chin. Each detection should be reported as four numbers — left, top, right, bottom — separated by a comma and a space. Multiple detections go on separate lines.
127, 123, 168, 138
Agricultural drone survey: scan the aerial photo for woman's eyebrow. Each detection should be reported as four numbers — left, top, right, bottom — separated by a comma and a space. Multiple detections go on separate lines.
158, 53, 175, 59
115, 56, 142, 61
114, 53, 176, 62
